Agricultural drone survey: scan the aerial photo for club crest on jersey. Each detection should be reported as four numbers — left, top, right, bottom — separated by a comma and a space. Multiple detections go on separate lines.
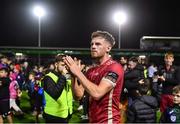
170, 115, 176, 122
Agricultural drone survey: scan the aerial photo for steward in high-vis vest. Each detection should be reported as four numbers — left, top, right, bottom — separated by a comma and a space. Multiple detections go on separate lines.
41, 54, 73, 123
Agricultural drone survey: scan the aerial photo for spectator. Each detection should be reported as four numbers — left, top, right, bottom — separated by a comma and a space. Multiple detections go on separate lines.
25, 72, 36, 112
14, 64, 25, 91
119, 56, 128, 72
148, 62, 158, 79
33, 81, 44, 123
151, 72, 163, 107
36, 66, 44, 81
124, 56, 145, 106
158, 52, 180, 112
0, 55, 9, 67
9, 72, 23, 115
160, 85, 180, 123
126, 78, 158, 123
22, 61, 31, 82
41, 54, 73, 123
0, 66, 13, 123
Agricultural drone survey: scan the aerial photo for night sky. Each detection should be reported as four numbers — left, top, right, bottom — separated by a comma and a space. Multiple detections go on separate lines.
0, 0, 180, 49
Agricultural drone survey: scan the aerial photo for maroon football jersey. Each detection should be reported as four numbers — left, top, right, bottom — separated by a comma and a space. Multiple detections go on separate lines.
86, 59, 124, 123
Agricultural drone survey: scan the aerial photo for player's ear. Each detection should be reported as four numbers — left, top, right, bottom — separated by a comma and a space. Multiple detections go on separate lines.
107, 46, 112, 53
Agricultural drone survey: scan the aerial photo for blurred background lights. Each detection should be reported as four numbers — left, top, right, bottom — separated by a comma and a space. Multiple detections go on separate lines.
33, 5, 46, 17
113, 11, 127, 25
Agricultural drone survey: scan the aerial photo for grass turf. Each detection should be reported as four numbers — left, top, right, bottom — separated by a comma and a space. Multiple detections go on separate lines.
4, 91, 161, 123
4, 91, 84, 123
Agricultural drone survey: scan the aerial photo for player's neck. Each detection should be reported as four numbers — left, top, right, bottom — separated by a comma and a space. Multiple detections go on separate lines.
97, 55, 111, 65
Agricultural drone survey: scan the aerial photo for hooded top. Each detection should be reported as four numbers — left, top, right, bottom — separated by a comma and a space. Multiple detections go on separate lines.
127, 95, 158, 123
9, 72, 19, 99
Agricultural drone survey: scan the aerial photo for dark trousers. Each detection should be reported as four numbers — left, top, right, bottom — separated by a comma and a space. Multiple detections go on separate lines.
43, 112, 69, 123
82, 95, 89, 115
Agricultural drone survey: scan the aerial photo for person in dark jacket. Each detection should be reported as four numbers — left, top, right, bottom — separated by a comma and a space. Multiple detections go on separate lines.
151, 71, 163, 107
0, 66, 13, 123
124, 57, 145, 106
126, 78, 158, 123
158, 52, 180, 112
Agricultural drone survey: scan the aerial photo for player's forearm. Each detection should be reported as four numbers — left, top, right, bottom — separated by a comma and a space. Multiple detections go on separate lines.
71, 77, 84, 100
75, 71, 103, 100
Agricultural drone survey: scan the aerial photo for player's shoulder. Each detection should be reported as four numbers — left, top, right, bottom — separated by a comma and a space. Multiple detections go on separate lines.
108, 60, 123, 72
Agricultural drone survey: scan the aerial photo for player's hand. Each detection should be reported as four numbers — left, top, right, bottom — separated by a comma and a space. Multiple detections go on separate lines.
63, 56, 82, 77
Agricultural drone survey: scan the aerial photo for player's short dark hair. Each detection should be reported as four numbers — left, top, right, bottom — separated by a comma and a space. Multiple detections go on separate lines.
91, 30, 115, 47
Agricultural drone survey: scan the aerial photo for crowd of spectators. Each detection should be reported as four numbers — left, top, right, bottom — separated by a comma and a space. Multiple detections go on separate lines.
0, 51, 180, 123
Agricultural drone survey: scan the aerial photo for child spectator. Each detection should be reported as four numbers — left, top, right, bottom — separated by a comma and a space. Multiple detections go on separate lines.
126, 78, 158, 123
33, 81, 44, 123
35, 66, 44, 81
9, 72, 23, 115
160, 85, 180, 123
26, 72, 36, 112
0, 66, 13, 123
25, 71, 45, 122
13, 64, 25, 91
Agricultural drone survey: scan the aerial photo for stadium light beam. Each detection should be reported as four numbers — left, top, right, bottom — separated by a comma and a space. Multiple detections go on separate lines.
113, 11, 127, 49
33, 5, 46, 66
33, 5, 46, 47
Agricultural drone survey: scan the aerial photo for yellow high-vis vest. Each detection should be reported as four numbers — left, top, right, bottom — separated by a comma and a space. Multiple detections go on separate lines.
44, 72, 73, 118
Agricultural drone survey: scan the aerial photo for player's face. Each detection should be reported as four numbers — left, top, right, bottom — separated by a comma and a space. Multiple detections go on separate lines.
173, 92, 180, 105
90, 37, 110, 58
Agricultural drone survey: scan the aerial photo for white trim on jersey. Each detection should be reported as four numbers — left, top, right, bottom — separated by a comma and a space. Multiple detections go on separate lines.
108, 88, 114, 124
102, 77, 116, 87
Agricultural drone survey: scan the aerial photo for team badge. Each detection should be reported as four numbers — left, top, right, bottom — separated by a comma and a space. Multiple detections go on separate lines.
170, 115, 176, 122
